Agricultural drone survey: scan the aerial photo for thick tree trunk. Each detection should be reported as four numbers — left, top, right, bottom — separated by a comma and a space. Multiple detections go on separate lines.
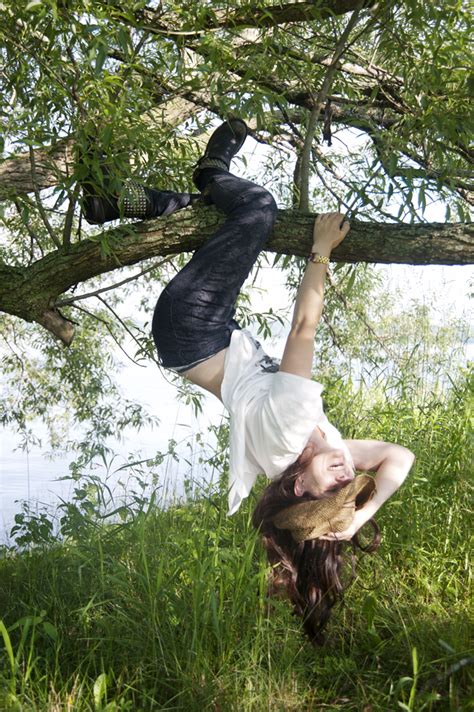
0, 205, 472, 345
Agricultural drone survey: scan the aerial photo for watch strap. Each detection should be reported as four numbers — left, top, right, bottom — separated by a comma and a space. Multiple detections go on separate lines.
308, 252, 330, 265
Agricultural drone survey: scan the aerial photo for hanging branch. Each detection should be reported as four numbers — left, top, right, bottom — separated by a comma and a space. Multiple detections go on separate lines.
55, 256, 174, 307
298, 2, 365, 212
62, 185, 80, 249
96, 295, 150, 360
13, 198, 45, 261
310, 146, 404, 223
71, 303, 149, 368
28, 147, 62, 248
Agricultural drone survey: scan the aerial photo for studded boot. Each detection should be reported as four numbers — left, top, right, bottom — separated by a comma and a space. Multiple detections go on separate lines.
82, 178, 198, 225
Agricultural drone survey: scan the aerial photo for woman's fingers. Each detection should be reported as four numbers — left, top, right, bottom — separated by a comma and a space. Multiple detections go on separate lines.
315, 212, 350, 231
340, 219, 350, 236
313, 212, 350, 250
319, 528, 353, 541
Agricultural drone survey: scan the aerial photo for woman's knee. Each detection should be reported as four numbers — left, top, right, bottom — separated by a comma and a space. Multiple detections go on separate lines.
240, 185, 277, 219
260, 188, 278, 217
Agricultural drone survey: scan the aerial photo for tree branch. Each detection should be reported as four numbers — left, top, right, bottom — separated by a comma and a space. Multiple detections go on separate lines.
326, 270, 399, 362
12, 198, 45, 261
96, 295, 149, 360
369, 130, 474, 206
299, 2, 365, 210
0, 139, 74, 200
71, 302, 148, 367
55, 256, 174, 306
136, 0, 374, 37
28, 147, 62, 248
62, 185, 80, 249
0, 206, 472, 344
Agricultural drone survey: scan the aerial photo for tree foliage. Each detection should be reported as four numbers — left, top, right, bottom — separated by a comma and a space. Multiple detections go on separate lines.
0, 1, 473, 333
0, 0, 472, 440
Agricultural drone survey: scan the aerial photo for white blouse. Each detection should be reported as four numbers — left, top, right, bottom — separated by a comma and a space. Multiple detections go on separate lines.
221, 329, 353, 515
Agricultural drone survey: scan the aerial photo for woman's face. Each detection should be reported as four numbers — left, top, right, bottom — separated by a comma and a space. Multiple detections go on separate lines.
295, 448, 354, 497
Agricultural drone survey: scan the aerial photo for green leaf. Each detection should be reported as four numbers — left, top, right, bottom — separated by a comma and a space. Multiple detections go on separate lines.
95, 45, 107, 75
0, 620, 15, 676
93, 672, 108, 710
346, 268, 357, 294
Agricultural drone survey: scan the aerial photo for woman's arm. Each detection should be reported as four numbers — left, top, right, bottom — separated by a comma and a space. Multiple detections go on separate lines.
280, 213, 350, 379
321, 439, 416, 540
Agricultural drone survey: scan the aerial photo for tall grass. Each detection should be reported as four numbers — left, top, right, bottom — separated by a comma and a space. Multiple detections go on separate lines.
0, 367, 472, 711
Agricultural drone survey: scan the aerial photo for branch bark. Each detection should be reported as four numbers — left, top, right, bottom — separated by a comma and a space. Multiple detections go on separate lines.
138, 0, 373, 36
0, 139, 74, 199
0, 205, 472, 345
0, 102, 398, 200
199, 0, 373, 29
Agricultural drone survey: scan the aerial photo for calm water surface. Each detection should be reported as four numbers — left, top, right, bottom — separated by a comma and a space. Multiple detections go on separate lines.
0, 422, 219, 545
0, 448, 73, 541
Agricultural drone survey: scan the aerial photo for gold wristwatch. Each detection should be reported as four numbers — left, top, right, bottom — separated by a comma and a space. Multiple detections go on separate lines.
307, 252, 330, 265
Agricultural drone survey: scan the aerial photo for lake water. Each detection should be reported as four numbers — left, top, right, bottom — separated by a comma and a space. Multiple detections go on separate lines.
1, 448, 74, 540
0, 421, 223, 544
0, 362, 227, 544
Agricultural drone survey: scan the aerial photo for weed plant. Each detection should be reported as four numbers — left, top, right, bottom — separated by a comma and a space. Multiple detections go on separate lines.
0, 367, 472, 711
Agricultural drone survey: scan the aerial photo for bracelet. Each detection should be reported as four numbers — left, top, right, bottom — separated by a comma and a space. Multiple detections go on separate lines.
307, 252, 330, 265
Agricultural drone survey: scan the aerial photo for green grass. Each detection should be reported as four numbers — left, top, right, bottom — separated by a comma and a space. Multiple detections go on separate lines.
0, 369, 472, 711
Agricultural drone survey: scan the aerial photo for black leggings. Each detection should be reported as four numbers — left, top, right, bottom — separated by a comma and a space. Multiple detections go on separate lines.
152, 172, 277, 371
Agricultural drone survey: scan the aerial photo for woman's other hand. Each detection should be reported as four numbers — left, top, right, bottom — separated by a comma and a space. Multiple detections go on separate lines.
312, 212, 350, 255
318, 524, 358, 542
318, 507, 365, 541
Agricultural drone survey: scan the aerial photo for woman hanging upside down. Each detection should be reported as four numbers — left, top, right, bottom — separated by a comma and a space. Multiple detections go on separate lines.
83, 119, 415, 644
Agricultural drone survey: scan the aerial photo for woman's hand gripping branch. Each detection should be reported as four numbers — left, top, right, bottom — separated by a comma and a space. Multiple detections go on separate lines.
312, 212, 351, 258
280, 213, 350, 380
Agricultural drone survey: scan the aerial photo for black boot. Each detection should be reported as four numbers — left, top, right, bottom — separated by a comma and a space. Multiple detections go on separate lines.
193, 119, 248, 192
82, 178, 198, 225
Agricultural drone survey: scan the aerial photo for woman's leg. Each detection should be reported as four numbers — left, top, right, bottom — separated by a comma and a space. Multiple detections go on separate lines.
152, 170, 277, 370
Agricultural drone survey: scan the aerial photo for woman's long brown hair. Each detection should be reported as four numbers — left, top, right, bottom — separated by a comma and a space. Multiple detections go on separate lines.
252, 447, 381, 645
